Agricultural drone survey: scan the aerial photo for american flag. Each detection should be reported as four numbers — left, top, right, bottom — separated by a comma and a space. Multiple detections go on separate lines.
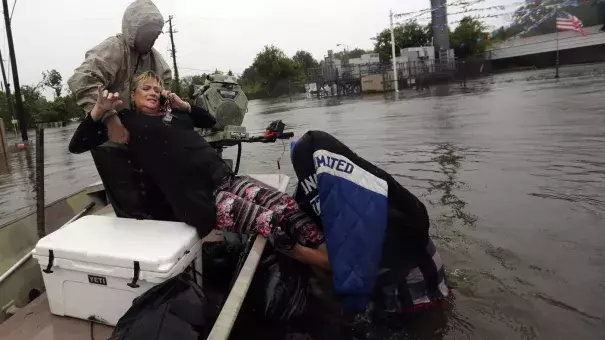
556, 12, 586, 36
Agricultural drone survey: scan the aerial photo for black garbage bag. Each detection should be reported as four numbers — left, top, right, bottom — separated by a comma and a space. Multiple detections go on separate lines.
249, 252, 311, 321
202, 234, 247, 290
202, 233, 311, 322
109, 272, 212, 340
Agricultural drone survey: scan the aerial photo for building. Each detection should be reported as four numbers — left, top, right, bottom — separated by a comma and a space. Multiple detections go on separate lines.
308, 46, 457, 96
399, 46, 436, 61
348, 53, 380, 65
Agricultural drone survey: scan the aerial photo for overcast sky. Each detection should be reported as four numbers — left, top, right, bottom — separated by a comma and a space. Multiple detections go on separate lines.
4, 0, 518, 93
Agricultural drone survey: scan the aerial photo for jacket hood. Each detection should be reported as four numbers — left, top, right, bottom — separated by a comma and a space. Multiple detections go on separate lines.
122, 0, 164, 48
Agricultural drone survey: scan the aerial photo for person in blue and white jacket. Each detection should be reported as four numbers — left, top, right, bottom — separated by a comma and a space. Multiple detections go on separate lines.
283, 130, 451, 315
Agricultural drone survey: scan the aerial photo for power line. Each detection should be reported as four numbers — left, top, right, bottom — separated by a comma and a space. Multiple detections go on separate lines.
9, 0, 16, 22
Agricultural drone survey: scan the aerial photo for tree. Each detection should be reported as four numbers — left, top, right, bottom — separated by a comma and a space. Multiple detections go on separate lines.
21, 85, 50, 125
292, 50, 319, 78
450, 17, 488, 58
42, 69, 63, 98
0, 91, 12, 126
240, 45, 303, 98
239, 66, 262, 97
424, 23, 434, 45
50, 97, 69, 122
348, 48, 371, 59
64, 91, 85, 121
373, 21, 431, 62
179, 74, 207, 98
333, 48, 372, 61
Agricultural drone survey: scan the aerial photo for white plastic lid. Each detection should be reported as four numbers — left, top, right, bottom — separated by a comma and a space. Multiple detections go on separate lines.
33, 215, 201, 273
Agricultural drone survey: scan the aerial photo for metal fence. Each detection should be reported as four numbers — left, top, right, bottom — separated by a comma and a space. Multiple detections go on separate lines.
308, 58, 490, 84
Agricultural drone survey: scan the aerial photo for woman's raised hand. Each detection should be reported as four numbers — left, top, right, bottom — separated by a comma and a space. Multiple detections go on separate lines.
96, 84, 124, 112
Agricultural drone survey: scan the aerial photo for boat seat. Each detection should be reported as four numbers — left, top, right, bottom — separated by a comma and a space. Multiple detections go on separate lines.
90, 146, 176, 221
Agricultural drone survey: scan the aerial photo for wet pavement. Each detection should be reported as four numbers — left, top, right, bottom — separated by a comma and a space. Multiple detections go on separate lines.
1, 63, 604, 339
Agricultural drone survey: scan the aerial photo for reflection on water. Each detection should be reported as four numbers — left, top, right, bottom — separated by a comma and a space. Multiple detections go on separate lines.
1, 63, 604, 338
0, 127, 100, 225
428, 143, 478, 228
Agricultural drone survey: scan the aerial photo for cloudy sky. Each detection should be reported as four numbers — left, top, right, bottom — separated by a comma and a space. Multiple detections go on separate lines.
4, 0, 518, 92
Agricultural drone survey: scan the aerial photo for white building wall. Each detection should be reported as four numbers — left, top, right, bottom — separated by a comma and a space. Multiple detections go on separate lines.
349, 53, 380, 65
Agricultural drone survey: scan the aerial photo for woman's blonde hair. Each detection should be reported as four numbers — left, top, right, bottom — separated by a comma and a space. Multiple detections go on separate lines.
131, 71, 164, 91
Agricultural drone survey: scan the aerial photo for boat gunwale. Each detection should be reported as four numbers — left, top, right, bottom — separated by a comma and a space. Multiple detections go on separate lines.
0, 187, 94, 231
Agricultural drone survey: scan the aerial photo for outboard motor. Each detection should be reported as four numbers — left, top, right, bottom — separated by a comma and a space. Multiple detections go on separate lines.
189, 73, 292, 175
189, 73, 249, 171
191, 73, 249, 141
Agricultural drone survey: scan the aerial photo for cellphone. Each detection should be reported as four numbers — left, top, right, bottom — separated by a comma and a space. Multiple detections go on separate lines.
159, 94, 168, 107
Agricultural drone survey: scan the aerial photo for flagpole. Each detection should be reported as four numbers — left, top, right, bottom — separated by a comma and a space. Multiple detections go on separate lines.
555, 10, 560, 79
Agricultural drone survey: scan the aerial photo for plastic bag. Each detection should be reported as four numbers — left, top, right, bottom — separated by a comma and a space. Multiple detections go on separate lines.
202, 233, 311, 322
202, 233, 247, 289
250, 252, 311, 321
110, 272, 212, 340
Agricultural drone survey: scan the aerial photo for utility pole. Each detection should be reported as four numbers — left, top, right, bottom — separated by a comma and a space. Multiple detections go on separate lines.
166, 15, 181, 95
2, 0, 27, 141
390, 10, 399, 92
0, 51, 14, 119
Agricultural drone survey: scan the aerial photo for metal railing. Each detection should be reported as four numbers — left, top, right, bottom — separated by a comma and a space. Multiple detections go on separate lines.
308, 58, 461, 82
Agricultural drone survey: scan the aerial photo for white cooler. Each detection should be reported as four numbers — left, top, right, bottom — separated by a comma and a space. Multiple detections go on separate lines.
32, 215, 203, 326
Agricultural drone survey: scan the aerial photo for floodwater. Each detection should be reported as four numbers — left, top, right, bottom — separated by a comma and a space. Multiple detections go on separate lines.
1, 63, 605, 339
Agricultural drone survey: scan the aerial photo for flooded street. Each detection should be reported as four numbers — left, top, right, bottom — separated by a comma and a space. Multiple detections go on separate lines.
1, 64, 604, 339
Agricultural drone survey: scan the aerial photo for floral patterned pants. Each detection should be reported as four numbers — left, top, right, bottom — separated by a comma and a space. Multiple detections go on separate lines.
215, 176, 324, 247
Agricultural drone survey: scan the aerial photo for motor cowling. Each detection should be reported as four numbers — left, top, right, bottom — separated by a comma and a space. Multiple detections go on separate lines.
192, 74, 248, 130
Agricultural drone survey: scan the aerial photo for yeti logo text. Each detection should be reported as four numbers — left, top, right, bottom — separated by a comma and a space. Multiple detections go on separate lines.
88, 275, 107, 286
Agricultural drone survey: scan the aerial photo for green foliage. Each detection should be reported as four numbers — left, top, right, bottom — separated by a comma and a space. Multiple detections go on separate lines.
239, 66, 262, 98
179, 74, 207, 98
64, 91, 84, 120
292, 50, 319, 77
450, 17, 488, 58
373, 21, 432, 62
0, 73, 84, 128
239, 45, 304, 98
333, 48, 373, 61
42, 69, 63, 98
21, 85, 49, 126
0, 91, 13, 127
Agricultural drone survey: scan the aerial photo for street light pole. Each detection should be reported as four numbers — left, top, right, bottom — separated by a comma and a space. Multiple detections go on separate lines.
390, 10, 399, 92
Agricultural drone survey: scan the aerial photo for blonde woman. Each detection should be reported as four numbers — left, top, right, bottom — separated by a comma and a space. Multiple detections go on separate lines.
69, 71, 324, 253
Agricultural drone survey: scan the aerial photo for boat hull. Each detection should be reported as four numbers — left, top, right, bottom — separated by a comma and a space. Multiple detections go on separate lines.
0, 186, 106, 323
0, 174, 289, 340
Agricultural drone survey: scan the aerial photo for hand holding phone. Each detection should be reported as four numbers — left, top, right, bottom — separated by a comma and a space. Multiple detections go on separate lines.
161, 90, 191, 112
